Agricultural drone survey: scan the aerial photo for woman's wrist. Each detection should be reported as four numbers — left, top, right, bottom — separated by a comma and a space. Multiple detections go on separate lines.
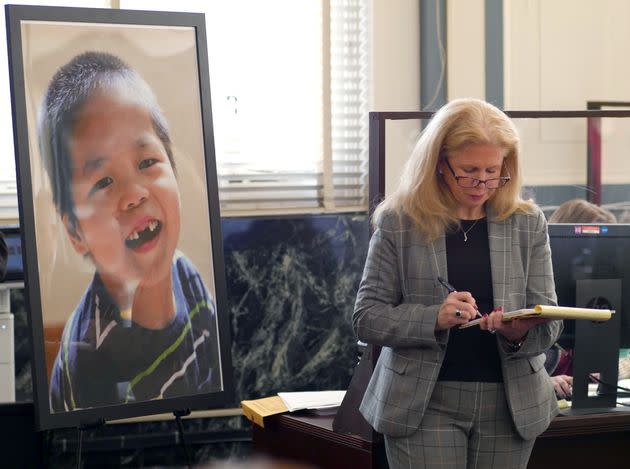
503, 333, 527, 351
508, 336, 526, 351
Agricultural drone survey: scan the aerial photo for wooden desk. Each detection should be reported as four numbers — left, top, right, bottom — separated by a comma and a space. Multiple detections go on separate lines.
528, 410, 630, 468
252, 410, 630, 469
252, 413, 385, 469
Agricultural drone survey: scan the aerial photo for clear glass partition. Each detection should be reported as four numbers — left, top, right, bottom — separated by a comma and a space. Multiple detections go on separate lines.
372, 110, 630, 222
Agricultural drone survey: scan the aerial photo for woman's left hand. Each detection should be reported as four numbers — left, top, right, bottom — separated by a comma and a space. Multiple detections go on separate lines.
479, 306, 549, 343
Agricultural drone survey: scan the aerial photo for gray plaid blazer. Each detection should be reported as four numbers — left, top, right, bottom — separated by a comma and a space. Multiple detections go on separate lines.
353, 204, 562, 440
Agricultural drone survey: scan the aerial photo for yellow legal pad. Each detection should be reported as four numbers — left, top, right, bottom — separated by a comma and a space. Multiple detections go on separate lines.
241, 396, 289, 428
460, 305, 614, 329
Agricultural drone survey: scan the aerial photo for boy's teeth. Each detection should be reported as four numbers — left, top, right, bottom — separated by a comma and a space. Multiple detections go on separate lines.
127, 221, 159, 241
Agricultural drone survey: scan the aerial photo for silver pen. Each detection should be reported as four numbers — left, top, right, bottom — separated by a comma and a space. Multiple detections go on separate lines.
437, 276, 482, 318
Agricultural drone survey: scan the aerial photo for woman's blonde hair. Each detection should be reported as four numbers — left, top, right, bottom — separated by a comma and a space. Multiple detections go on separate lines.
373, 98, 533, 241
548, 199, 617, 224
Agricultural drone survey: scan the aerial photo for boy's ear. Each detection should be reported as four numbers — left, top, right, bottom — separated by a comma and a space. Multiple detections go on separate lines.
62, 214, 90, 256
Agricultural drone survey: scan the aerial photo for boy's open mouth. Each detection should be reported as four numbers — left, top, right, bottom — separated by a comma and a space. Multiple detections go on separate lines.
125, 220, 162, 250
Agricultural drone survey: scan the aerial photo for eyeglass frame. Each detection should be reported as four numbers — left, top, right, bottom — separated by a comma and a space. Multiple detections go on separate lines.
442, 158, 511, 189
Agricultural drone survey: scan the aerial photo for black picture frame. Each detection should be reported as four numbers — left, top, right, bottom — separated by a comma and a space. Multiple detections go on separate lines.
5, 4, 233, 430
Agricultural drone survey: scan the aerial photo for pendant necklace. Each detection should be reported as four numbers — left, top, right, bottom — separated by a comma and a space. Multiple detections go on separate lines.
460, 219, 480, 242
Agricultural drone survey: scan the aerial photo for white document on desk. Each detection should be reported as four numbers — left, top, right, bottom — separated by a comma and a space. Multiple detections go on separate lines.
277, 390, 346, 412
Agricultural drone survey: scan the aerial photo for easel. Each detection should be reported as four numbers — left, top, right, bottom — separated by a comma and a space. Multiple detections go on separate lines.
75, 418, 105, 469
173, 408, 193, 468
73, 409, 194, 469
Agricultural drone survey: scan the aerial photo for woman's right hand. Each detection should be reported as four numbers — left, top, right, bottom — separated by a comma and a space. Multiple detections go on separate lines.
435, 291, 479, 330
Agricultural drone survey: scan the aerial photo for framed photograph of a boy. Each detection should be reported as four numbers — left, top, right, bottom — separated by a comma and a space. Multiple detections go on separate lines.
6, 5, 233, 430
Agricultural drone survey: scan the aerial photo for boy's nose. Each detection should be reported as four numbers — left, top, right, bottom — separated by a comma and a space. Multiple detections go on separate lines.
120, 183, 149, 210
126, 196, 147, 210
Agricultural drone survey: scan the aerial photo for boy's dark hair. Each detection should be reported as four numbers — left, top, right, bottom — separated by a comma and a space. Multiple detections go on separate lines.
38, 51, 175, 229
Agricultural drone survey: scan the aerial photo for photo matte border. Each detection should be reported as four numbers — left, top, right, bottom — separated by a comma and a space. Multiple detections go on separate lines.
5, 4, 233, 430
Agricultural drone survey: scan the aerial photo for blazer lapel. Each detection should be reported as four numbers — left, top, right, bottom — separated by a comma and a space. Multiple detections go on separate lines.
488, 206, 513, 311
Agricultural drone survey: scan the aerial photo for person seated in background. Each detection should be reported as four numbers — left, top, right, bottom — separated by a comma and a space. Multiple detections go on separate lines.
544, 343, 574, 399
548, 198, 617, 224
618, 210, 630, 224
546, 198, 620, 398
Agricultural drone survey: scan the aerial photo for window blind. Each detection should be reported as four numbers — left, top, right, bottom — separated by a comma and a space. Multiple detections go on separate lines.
215, 0, 370, 215
329, 0, 370, 212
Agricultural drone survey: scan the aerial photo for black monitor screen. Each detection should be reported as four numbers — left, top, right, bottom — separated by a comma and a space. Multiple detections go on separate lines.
0, 226, 23, 282
549, 223, 630, 348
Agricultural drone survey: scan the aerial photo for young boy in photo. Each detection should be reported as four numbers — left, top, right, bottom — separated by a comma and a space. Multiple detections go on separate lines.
39, 51, 222, 412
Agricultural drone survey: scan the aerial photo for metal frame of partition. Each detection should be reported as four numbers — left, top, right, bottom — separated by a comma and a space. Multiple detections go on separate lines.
586, 103, 630, 205
368, 109, 630, 216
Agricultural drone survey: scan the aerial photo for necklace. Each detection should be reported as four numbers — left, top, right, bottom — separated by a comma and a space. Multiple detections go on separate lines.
460, 219, 480, 242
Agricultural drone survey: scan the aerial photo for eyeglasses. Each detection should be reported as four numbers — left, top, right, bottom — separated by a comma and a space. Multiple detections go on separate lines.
443, 159, 511, 189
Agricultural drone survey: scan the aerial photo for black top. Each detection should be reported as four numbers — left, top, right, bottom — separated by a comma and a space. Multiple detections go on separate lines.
438, 218, 503, 382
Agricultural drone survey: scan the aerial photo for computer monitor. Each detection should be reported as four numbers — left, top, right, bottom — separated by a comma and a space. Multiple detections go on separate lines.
549, 223, 630, 347
0, 226, 23, 283
548, 223, 630, 412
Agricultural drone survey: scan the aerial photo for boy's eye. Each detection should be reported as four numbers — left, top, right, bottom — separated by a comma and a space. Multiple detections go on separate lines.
139, 158, 158, 170
89, 176, 113, 195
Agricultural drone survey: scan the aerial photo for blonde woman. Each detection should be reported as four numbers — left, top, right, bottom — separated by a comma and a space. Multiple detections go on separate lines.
353, 98, 562, 469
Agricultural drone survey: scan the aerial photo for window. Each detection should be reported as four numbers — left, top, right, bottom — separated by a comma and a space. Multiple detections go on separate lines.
0, 1, 109, 223
0, 0, 370, 221
122, 0, 370, 215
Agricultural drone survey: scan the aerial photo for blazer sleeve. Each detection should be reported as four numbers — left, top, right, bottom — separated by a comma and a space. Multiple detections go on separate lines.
352, 214, 443, 350
501, 207, 562, 357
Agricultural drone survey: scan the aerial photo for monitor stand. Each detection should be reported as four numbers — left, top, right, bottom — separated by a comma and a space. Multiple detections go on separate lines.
569, 278, 622, 414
